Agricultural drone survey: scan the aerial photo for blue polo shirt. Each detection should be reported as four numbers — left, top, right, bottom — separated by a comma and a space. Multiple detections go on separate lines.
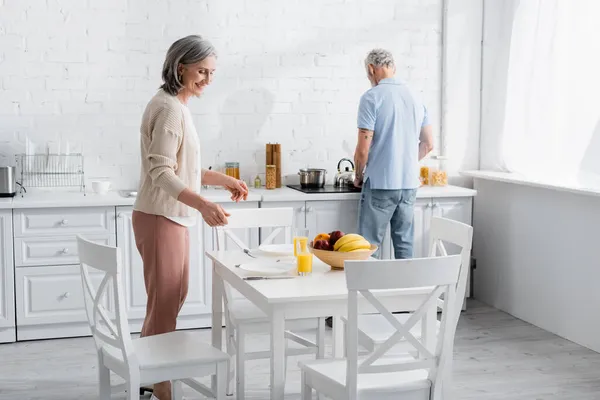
357, 77, 429, 190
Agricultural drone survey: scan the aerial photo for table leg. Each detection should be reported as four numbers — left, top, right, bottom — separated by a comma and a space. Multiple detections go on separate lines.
332, 316, 344, 358
211, 262, 224, 392
270, 310, 286, 399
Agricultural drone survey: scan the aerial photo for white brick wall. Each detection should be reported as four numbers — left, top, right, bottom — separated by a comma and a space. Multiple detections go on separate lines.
0, 0, 442, 189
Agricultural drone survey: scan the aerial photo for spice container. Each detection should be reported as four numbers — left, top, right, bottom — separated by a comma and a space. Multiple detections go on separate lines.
225, 162, 240, 179
254, 175, 262, 188
430, 156, 448, 187
265, 165, 277, 190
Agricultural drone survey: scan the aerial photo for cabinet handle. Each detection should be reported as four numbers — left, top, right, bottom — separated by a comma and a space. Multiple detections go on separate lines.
117, 213, 125, 218
425, 203, 432, 209
433, 202, 440, 208
60, 219, 68, 226
307, 206, 314, 212
299, 206, 306, 212
63, 292, 70, 298
61, 248, 69, 254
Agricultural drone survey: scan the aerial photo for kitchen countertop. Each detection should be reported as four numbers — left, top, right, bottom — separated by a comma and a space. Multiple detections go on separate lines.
461, 170, 600, 198
0, 185, 476, 209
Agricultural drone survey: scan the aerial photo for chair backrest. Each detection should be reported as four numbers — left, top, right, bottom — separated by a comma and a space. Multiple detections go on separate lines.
214, 207, 294, 251
344, 255, 462, 400
427, 217, 473, 318
214, 207, 294, 305
76, 236, 138, 370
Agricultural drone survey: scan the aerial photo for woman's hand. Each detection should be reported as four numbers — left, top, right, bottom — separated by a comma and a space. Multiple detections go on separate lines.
197, 199, 230, 227
224, 177, 249, 202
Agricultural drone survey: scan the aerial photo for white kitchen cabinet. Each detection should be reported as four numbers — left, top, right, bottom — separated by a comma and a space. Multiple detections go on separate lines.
116, 207, 212, 332
13, 207, 115, 237
305, 200, 360, 239
14, 234, 114, 267
0, 210, 15, 343
15, 264, 110, 341
259, 201, 305, 243
412, 199, 434, 259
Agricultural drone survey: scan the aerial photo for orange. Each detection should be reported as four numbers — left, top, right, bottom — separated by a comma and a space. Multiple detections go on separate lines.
313, 233, 330, 243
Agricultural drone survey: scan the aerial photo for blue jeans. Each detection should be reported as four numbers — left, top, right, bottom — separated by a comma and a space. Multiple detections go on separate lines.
357, 179, 417, 259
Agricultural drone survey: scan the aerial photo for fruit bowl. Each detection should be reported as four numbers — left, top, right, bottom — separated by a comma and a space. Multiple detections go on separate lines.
309, 244, 378, 269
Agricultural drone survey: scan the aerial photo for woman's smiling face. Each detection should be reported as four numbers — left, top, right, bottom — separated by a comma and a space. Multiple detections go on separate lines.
179, 55, 216, 97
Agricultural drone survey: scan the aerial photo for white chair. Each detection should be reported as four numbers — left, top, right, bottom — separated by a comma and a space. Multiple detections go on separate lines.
300, 254, 463, 400
348, 217, 473, 354
76, 236, 229, 400
214, 207, 326, 399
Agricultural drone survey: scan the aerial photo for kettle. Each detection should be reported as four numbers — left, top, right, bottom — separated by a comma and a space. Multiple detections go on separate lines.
334, 158, 355, 187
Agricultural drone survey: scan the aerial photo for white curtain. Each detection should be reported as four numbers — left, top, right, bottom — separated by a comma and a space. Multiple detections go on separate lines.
481, 0, 600, 180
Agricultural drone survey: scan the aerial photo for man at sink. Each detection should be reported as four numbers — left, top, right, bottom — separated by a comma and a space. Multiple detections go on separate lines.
353, 49, 434, 259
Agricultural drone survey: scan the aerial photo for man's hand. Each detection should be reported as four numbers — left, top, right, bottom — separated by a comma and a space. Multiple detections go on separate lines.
353, 128, 373, 188
223, 177, 249, 202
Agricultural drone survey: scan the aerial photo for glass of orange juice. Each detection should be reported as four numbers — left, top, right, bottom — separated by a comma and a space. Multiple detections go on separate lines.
293, 228, 312, 275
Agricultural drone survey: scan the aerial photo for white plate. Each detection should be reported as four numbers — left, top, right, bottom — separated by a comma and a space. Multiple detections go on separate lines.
238, 261, 296, 276
257, 243, 294, 257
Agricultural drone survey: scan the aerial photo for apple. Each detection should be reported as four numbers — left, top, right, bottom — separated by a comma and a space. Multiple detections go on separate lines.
313, 239, 331, 251
329, 230, 345, 247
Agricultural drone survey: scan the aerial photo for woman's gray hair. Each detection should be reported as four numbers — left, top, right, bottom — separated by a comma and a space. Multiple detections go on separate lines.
364, 48, 395, 69
160, 35, 217, 95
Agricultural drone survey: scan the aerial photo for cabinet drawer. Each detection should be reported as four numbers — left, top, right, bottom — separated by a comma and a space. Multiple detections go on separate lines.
15, 265, 110, 326
14, 234, 115, 267
14, 207, 116, 237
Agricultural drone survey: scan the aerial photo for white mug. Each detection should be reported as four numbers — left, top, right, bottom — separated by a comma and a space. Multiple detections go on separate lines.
91, 180, 111, 195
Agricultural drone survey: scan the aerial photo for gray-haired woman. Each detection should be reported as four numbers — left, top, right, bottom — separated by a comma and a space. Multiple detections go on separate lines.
132, 35, 248, 400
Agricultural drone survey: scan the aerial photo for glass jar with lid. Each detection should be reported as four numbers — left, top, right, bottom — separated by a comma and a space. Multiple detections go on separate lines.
430, 156, 448, 187
225, 162, 240, 179
419, 158, 435, 186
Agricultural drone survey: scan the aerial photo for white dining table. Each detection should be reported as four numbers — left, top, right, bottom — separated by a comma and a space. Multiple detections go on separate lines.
206, 249, 437, 399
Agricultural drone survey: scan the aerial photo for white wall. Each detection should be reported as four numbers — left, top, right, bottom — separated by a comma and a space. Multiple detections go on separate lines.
0, 0, 481, 190
472, 178, 600, 353
443, 0, 483, 186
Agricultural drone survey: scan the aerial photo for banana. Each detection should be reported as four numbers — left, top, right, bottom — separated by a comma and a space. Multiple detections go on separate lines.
333, 233, 365, 251
338, 239, 371, 253
348, 248, 371, 252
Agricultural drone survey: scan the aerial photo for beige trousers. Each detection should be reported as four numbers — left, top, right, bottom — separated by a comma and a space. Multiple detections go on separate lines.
132, 210, 190, 399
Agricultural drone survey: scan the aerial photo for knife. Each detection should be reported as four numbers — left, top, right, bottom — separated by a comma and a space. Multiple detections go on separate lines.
243, 276, 296, 280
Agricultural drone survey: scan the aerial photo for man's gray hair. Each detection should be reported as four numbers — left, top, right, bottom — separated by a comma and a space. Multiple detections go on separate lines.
161, 35, 217, 95
364, 48, 395, 69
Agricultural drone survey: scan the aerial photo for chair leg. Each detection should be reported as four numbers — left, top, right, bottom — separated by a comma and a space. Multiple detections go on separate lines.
172, 380, 184, 400
317, 317, 326, 359
236, 326, 246, 400
284, 339, 289, 384
226, 327, 235, 396
301, 371, 312, 400
216, 360, 228, 400
98, 359, 111, 400
127, 377, 141, 400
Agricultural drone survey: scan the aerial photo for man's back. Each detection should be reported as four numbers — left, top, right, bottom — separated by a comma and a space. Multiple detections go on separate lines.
357, 77, 427, 190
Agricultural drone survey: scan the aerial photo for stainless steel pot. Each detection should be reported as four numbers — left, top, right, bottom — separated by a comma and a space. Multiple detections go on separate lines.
298, 168, 327, 188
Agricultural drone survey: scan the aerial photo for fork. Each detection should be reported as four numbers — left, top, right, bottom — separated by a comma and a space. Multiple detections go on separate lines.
243, 248, 257, 259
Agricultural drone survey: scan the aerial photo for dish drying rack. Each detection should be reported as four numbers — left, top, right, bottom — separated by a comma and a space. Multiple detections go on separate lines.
15, 154, 86, 195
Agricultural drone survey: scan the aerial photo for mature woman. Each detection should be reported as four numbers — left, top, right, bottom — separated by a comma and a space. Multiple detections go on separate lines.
132, 35, 248, 400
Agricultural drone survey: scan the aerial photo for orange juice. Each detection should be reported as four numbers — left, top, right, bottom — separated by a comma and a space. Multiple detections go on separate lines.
293, 236, 308, 257
296, 252, 313, 275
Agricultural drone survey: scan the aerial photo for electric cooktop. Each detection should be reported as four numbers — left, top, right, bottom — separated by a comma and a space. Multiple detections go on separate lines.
286, 184, 362, 194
